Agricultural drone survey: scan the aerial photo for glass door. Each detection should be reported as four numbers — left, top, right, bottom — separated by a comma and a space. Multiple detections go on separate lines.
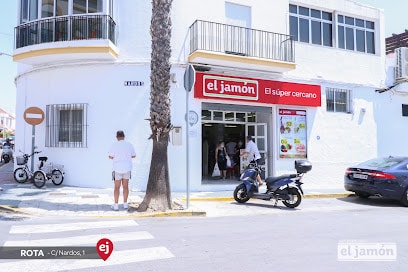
245, 123, 267, 178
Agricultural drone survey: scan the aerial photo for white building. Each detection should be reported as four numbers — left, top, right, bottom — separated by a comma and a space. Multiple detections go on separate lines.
13, 0, 391, 191
0, 108, 15, 138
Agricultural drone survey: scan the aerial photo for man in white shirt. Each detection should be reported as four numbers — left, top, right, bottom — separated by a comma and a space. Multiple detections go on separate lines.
108, 130, 136, 210
241, 135, 263, 185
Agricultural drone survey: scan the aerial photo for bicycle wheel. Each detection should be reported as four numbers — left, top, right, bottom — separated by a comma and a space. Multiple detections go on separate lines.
13, 167, 28, 183
32, 171, 46, 188
51, 169, 64, 185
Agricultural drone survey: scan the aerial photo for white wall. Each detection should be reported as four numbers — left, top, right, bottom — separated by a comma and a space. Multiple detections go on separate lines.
13, 0, 393, 192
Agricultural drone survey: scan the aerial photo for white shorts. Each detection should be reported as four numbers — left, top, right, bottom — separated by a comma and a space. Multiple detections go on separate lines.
112, 171, 131, 181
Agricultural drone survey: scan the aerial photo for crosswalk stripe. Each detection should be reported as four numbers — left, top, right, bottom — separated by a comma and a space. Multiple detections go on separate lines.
0, 246, 175, 271
9, 220, 138, 234
4, 231, 153, 247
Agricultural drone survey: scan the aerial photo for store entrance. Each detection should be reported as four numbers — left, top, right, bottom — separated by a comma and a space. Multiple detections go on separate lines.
202, 122, 246, 180
201, 105, 271, 183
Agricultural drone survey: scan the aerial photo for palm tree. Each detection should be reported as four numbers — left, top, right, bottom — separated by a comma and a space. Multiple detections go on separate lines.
137, 0, 173, 212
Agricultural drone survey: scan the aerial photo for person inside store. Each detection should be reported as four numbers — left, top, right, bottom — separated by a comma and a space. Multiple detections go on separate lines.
241, 135, 263, 185
215, 140, 228, 180
226, 139, 237, 158
234, 139, 244, 178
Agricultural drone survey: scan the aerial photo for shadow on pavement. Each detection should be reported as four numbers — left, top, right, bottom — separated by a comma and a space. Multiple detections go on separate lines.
336, 195, 403, 208
229, 201, 300, 210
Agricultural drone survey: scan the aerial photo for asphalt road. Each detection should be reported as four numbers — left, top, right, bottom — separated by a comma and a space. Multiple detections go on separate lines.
0, 197, 407, 272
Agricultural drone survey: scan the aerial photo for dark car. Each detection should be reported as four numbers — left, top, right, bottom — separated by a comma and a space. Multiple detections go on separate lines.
344, 156, 408, 206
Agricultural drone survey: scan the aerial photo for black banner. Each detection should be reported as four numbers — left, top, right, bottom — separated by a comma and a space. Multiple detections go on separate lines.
0, 247, 100, 259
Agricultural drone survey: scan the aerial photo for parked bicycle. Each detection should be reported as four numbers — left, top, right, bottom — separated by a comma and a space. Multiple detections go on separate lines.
32, 156, 64, 188
14, 150, 41, 185
14, 150, 64, 188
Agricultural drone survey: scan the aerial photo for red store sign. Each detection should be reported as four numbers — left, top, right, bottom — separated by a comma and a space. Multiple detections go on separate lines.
194, 72, 321, 107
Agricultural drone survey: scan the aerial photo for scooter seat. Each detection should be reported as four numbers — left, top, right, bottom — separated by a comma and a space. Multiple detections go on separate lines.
265, 174, 297, 184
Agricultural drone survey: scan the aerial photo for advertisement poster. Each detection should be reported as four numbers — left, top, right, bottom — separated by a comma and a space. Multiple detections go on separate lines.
278, 109, 307, 158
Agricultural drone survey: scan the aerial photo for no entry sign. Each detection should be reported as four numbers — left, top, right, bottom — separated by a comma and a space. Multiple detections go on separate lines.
24, 107, 44, 126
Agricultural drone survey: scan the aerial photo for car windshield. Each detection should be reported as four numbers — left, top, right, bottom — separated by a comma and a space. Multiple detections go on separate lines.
359, 157, 406, 169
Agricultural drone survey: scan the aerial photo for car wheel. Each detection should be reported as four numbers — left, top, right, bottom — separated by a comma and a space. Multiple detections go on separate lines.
400, 188, 408, 207
355, 192, 370, 198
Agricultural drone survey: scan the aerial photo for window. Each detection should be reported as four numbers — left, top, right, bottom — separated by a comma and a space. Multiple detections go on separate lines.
20, 0, 39, 23
289, 5, 375, 54
73, 0, 103, 14
20, 0, 105, 22
46, 104, 88, 148
289, 4, 332, 47
402, 104, 408, 117
337, 15, 375, 54
56, 0, 69, 16
326, 88, 352, 113
201, 110, 256, 123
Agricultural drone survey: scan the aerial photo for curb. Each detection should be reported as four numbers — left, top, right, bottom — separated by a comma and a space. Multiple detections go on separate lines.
0, 204, 207, 218
304, 193, 352, 198
178, 193, 351, 202
0, 204, 31, 214
127, 209, 207, 218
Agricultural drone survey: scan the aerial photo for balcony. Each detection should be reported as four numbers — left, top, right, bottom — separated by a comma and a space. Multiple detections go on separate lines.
188, 20, 296, 73
14, 15, 118, 65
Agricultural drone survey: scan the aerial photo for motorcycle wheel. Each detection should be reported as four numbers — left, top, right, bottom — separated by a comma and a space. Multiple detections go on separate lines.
282, 188, 302, 208
3, 155, 10, 163
32, 171, 46, 188
233, 184, 250, 203
13, 168, 28, 183
51, 169, 64, 185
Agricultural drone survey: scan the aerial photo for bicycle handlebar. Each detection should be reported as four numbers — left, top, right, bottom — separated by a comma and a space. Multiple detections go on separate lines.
20, 150, 42, 158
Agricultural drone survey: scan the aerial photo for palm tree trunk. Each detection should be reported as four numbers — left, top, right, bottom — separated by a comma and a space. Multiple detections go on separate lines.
137, 0, 173, 212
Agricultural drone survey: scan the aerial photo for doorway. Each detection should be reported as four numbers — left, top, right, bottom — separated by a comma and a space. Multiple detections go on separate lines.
202, 122, 245, 179
201, 107, 271, 182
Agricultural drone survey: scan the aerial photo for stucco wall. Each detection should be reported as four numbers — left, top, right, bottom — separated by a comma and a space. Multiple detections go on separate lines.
13, 0, 394, 192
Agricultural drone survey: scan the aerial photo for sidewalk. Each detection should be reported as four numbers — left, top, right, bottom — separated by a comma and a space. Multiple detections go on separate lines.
0, 180, 350, 218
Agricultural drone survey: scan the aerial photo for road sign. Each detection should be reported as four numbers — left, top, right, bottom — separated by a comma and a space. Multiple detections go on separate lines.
24, 107, 45, 126
183, 64, 196, 92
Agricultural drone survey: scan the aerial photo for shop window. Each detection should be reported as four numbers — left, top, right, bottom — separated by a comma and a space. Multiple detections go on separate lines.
46, 103, 88, 148
326, 87, 352, 113
202, 110, 211, 120
213, 111, 223, 121
225, 112, 234, 121
247, 112, 256, 122
236, 113, 246, 122
201, 110, 257, 122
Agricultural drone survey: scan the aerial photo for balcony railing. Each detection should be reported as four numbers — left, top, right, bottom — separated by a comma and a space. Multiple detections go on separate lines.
15, 15, 116, 49
189, 20, 295, 63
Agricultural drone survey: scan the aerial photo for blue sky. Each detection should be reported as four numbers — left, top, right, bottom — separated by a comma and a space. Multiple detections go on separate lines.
1, 0, 408, 116
0, 0, 17, 115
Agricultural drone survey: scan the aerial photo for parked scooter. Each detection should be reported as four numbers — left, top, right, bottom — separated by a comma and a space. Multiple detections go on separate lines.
233, 160, 312, 208
1, 145, 13, 163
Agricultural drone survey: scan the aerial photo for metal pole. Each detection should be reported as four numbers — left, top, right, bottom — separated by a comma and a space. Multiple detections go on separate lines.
31, 125, 35, 172
186, 89, 190, 209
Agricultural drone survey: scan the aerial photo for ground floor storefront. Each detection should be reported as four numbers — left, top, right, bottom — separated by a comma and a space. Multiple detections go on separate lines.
14, 62, 389, 192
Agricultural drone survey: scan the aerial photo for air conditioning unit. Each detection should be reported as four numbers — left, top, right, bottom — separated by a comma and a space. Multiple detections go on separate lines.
395, 47, 408, 81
